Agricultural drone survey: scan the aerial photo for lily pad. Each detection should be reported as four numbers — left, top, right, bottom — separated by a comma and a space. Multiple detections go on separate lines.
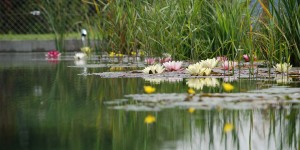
105, 86, 300, 111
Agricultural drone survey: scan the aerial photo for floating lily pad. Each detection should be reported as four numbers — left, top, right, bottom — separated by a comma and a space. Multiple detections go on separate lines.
105, 86, 300, 111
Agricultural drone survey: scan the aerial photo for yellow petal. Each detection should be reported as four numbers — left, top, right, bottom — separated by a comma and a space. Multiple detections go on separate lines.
144, 86, 156, 94
223, 123, 234, 133
188, 107, 195, 114
187, 88, 195, 95
144, 115, 156, 124
109, 52, 115, 57
222, 83, 234, 92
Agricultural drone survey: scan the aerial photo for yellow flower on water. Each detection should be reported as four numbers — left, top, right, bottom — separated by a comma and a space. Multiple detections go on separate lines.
139, 50, 145, 56
144, 86, 156, 94
144, 115, 156, 124
188, 107, 195, 114
131, 51, 137, 56
223, 123, 234, 133
116, 53, 123, 57
222, 83, 234, 92
110, 67, 124, 71
109, 52, 115, 57
187, 88, 195, 95
80, 46, 92, 54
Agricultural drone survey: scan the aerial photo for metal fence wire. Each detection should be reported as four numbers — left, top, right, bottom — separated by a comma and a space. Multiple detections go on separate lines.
0, 0, 92, 37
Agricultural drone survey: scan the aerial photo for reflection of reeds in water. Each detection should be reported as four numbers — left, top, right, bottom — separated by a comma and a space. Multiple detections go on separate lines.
143, 77, 183, 84
275, 75, 292, 84
186, 78, 220, 90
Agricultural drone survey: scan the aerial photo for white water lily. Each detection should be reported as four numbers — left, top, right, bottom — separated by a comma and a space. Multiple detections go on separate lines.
74, 52, 87, 60
163, 61, 183, 71
186, 63, 202, 76
274, 62, 292, 73
142, 64, 165, 74
199, 68, 212, 76
186, 63, 212, 76
199, 58, 219, 69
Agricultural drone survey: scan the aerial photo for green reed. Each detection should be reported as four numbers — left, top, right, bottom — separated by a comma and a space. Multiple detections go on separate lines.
76, 0, 300, 66
255, 0, 300, 66
269, 0, 300, 65
39, 0, 87, 52
87, 0, 255, 60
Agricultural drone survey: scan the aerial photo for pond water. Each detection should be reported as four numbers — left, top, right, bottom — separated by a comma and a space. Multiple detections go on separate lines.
0, 52, 299, 150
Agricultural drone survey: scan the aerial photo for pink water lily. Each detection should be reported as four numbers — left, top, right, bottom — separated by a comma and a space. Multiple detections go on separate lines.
145, 58, 156, 65
243, 54, 250, 62
46, 50, 61, 58
216, 56, 228, 62
243, 54, 257, 62
159, 57, 172, 64
222, 61, 238, 70
159, 53, 172, 64
163, 61, 183, 71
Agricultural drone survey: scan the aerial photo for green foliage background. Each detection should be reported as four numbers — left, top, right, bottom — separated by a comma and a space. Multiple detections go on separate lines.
1, 0, 300, 65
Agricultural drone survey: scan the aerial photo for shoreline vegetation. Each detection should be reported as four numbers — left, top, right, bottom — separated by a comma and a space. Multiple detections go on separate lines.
1, 0, 299, 65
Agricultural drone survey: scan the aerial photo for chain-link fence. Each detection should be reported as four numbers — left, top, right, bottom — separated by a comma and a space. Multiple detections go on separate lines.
0, 0, 93, 40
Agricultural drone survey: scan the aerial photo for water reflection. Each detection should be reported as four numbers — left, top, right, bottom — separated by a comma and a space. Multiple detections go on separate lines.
186, 78, 220, 90
0, 53, 299, 150
143, 77, 183, 84
275, 75, 293, 84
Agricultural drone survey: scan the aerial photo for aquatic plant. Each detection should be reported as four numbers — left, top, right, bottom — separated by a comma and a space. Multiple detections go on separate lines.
216, 56, 228, 62
116, 53, 124, 57
221, 61, 238, 70
186, 78, 219, 90
159, 53, 172, 64
74, 59, 86, 66
81, 46, 92, 55
223, 123, 234, 133
39, 0, 85, 52
110, 67, 125, 71
144, 115, 156, 124
144, 86, 156, 94
275, 76, 292, 84
145, 58, 156, 65
142, 64, 165, 74
199, 58, 219, 69
45, 50, 61, 58
186, 63, 212, 76
243, 54, 250, 62
143, 77, 182, 84
188, 107, 195, 114
143, 78, 163, 84
74, 52, 87, 60
187, 88, 195, 95
222, 83, 234, 92
242, 54, 257, 62
109, 52, 116, 57
268, 0, 300, 66
163, 61, 183, 71
274, 62, 292, 73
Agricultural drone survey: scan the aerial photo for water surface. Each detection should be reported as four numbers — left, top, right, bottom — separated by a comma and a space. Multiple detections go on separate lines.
0, 53, 299, 150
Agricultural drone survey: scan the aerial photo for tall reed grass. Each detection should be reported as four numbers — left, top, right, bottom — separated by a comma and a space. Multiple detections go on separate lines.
43, 0, 299, 65
39, 0, 87, 52
87, 0, 254, 60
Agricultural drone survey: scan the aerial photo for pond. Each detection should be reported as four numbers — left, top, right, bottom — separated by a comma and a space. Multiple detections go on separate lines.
0, 52, 300, 150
